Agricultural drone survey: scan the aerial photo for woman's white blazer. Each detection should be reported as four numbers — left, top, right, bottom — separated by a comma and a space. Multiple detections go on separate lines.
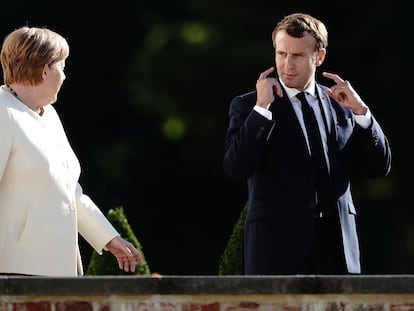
0, 89, 119, 276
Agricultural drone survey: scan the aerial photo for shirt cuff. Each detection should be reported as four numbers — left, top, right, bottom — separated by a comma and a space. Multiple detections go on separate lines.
354, 108, 372, 129
254, 105, 272, 120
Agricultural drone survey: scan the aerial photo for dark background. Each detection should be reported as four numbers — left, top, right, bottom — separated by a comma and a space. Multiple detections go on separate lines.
1, 0, 411, 275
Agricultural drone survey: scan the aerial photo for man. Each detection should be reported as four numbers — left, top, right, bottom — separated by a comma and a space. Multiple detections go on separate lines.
223, 13, 392, 275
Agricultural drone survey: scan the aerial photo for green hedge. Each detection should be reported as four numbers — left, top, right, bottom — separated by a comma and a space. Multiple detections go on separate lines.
218, 203, 247, 275
86, 206, 151, 275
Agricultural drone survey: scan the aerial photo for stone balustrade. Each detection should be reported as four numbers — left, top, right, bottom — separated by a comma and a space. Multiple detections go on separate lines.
1, 275, 414, 310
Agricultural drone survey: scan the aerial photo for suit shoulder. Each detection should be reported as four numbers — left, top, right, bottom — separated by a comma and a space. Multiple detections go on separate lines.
317, 84, 330, 93
231, 90, 257, 105
235, 90, 256, 100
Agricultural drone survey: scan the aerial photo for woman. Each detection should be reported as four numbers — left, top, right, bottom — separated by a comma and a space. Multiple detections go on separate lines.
0, 26, 144, 276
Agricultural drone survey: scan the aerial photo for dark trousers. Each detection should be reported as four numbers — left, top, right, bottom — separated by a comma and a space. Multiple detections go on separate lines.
304, 211, 348, 274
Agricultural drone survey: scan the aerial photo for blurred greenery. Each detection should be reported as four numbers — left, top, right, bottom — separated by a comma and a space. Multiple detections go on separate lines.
0, 0, 411, 274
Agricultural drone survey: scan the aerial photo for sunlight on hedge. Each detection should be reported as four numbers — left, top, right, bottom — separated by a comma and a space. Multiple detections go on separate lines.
163, 116, 186, 140
180, 22, 210, 44
146, 24, 170, 51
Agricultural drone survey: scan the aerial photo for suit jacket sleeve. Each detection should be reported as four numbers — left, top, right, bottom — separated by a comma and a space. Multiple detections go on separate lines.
223, 91, 275, 181
76, 183, 120, 254
0, 101, 13, 180
349, 115, 392, 177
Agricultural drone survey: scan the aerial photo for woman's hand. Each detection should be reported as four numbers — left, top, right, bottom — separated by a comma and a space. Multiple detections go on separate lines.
105, 236, 145, 272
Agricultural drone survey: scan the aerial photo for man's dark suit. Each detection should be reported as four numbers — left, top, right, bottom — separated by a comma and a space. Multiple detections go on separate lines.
223, 83, 392, 275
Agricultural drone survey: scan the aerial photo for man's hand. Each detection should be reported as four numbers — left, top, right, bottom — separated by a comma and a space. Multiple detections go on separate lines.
322, 72, 368, 115
256, 67, 283, 109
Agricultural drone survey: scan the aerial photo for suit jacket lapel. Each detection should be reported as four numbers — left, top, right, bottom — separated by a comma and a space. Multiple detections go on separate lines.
317, 84, 353, 151
316, 85, 338, 151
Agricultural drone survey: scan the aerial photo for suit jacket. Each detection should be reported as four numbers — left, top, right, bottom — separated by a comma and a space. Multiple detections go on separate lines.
0, 89, 119, 276
223, 83, 392, 275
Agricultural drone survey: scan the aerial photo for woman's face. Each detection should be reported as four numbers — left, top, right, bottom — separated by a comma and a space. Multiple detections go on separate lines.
42, 59, 66, 105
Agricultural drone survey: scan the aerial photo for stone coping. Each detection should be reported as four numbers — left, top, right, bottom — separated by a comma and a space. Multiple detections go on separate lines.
1, 275, 414, 296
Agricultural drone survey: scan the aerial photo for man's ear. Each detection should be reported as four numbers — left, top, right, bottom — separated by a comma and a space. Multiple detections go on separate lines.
316, 48, 326, 66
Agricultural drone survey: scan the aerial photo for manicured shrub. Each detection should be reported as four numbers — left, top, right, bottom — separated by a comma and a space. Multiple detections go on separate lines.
218, 203, 247, 275
86, 206, 151, 275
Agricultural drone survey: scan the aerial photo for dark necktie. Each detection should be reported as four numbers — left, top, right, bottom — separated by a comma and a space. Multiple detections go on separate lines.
296, 92, 334, 215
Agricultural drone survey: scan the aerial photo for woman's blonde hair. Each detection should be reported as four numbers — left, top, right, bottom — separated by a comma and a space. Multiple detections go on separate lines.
1, 26, 69, 86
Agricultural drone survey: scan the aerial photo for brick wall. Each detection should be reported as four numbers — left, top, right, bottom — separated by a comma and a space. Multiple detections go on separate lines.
1, 275, 414, 310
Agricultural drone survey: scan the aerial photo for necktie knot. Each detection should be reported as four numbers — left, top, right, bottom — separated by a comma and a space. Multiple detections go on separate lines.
296, 91, 308, 105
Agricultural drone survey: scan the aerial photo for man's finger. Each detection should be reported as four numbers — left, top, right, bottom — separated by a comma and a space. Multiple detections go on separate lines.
258, 67, 275, 80
322, 71, 344, 84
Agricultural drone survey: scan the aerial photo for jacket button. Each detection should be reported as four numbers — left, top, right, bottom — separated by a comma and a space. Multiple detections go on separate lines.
255, 127, 265, 139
